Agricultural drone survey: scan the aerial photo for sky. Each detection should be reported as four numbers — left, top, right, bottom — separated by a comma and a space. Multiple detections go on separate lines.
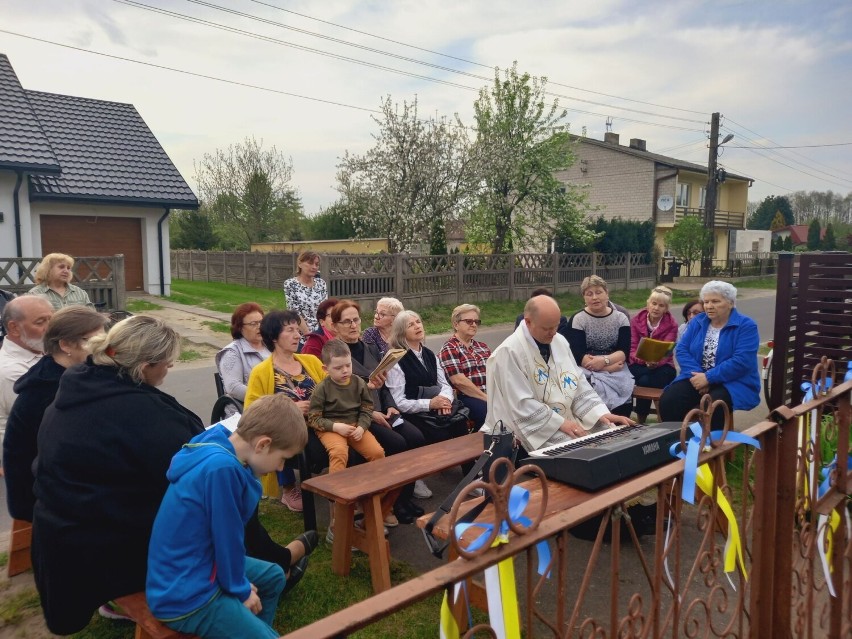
1, 0, 851, 215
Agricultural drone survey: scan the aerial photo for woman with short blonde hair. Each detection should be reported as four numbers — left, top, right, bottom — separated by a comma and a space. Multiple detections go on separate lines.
29, 252, 93, 310
439, 304, 491, 428
362, 297, 404, 356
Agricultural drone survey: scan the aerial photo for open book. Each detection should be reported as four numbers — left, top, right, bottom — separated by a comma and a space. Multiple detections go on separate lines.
635, 337, 676, 363
370, 348, 407, 379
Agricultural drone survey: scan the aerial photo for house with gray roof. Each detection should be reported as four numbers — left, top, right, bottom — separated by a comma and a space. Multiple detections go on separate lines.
555, 132, 753, 261
0, 53, 198, 295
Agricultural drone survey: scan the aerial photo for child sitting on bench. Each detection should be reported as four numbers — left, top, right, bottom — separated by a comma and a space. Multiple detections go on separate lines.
146, 394, 318, 639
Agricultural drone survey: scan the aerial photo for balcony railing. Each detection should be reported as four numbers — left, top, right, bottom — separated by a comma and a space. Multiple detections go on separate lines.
674, 207, 746, 229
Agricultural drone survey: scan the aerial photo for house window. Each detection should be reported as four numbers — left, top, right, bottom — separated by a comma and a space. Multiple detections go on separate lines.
699, 187, 707, 209
676, 183, 690, 207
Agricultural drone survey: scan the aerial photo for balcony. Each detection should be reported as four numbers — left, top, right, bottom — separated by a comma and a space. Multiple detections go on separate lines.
674, 207, 746, 229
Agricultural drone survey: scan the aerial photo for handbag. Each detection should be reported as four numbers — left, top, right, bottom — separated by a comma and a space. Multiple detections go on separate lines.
416, 398, 471, 430
421, 420, 519, 557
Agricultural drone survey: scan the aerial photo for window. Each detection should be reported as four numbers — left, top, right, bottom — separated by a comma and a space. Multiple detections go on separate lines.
676, 183, 690, 207
699, 187, 707, 209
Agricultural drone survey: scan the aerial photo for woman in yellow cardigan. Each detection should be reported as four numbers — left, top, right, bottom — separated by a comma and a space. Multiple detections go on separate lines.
245, 310, 325, 511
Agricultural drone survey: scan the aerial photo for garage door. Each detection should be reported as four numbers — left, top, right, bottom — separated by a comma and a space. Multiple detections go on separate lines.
40, 215, 144, 290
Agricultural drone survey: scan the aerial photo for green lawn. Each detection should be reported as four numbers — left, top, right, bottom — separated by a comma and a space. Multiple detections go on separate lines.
170, 279, 703, 334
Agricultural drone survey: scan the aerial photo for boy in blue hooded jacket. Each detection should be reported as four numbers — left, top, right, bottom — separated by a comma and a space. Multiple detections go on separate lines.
146, 394, 316, 639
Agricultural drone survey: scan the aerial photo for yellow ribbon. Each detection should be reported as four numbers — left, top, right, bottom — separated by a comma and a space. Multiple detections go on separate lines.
694, 463, 747, 578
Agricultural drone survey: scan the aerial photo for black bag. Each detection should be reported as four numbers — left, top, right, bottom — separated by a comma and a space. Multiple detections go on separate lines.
416, 398, 471, 430
421, 420, 518, 557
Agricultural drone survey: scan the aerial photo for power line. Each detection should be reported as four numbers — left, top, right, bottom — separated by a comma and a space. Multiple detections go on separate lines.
728, 142, 852, 149
247, 0, 708, 116
0, 29, 380, 114
119, 0, 707, 129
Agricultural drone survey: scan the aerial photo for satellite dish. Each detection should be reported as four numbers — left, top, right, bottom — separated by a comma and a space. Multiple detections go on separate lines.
657, 195, 674, 212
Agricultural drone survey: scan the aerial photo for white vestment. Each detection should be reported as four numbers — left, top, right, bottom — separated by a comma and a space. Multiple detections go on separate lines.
482, 322, 608, 452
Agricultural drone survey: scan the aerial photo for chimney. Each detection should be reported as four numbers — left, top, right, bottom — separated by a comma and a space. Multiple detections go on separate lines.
604, 132, 620, 145
629, 138, 647, 151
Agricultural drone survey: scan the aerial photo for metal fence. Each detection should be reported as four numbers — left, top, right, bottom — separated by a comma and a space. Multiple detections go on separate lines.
281, 360, 851, 638
170, 251, 656, 309
0, 255, 127, 310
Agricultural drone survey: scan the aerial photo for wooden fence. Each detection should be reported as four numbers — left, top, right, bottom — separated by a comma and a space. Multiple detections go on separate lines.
170, 251, 656, 309
0, 255, 127, 310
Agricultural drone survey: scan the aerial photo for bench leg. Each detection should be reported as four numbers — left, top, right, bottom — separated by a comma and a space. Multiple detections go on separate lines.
362, 495, 392, 593
8, 518, 33, 577
330, 502, 355, 577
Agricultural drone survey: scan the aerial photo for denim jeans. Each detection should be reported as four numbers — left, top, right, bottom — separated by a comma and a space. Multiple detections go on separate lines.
166, 557, 285, 639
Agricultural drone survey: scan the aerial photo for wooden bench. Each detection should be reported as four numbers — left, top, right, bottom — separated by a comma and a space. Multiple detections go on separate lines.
7, 518, 32, 577
113, 593, 199, 639
632, 385, 663, 419
300, 432, 484, 593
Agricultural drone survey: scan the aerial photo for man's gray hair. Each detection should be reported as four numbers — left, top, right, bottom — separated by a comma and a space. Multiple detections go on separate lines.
2, 295, 51, 331
700, 280, 737, 306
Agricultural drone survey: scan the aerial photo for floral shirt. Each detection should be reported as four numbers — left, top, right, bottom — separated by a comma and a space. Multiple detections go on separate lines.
273, 365, 316, 401
283, 277, 327, 335
361, 326, 390, 357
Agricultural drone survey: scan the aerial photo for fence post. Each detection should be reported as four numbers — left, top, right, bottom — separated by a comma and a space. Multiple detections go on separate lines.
591, 252, 598, 276
552, 253, 559, 292
394, 254, 404, 298
265, 253, 270, 289
456, 254, 464, 305
188, 250, 193, 281
508, 254, 515, 301
205, 251, 209, 282
223, 253, 228, 284
243, 252, 248, 286
114, 254, 126, 309
625, 252, 632, 288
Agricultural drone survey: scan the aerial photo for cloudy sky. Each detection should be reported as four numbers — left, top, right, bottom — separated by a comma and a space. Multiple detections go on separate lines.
2, 0, 851, 214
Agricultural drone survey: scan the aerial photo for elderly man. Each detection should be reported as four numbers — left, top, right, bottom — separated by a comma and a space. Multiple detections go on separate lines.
0, 296, 54, 454
483, 295, 633, 453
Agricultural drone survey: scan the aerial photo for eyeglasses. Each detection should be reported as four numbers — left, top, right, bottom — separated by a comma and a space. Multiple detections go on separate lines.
687, 309, 703, 317
374, 312, 396, 319
336, 317, 362, 327
242, 320, 262, 328
458, 318, 482, 326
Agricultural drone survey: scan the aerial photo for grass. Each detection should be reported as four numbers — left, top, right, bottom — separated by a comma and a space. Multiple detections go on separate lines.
170, 279, 707, 335
0, 584, 42, 626
734, 276, 778, 289
125, 298, 164, 312
0, 552, 7, 568
201, 320, 231, 334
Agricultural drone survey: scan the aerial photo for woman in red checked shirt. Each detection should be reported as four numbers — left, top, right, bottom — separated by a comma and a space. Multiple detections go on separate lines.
438, 304, 492, 428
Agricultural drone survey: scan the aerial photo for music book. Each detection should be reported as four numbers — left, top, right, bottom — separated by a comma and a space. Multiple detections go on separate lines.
370, 348, 407, 379
635, 337, 675, 363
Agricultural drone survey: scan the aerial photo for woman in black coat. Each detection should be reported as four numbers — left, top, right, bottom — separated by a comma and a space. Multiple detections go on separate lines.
32, 316, 202, 635
3, 306, 108, 522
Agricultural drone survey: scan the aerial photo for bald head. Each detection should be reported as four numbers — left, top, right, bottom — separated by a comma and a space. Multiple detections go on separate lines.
3, 295, 54, 353
524, 295, 561, 344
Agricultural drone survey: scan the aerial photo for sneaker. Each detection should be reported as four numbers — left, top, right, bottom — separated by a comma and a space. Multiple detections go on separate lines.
383, 513, 399, 527
280, 486, 304, 512
98, 601, 133, 622
355, 519, 389, 536
413, 479, 432, 499
325, 527, 359, 552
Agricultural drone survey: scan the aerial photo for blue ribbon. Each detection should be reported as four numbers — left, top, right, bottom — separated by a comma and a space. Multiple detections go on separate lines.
454, 485, 551, 577
802, 377, 834, 403
818, 455, 852, 499
670, 422, 761, 504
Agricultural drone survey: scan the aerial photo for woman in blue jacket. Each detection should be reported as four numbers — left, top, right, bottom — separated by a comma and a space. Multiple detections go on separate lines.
659, 281, 760, 428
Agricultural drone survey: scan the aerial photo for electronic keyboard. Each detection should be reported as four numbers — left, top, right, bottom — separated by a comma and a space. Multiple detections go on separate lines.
525, 422, 683, 491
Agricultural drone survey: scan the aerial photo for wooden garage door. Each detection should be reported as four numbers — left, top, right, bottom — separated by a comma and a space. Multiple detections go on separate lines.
40, 215, 144, 290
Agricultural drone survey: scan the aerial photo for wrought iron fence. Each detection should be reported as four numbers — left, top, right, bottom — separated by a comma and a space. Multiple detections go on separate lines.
281, 359, 851, 638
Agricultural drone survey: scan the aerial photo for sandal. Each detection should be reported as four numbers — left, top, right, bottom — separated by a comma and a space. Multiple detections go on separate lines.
282, 555, 309, 596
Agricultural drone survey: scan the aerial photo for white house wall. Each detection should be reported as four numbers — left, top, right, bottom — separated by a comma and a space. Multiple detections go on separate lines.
0, 170, 36, 257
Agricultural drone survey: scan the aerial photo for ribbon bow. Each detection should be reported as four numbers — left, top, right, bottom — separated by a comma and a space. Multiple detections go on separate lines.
670, 422, 760, 580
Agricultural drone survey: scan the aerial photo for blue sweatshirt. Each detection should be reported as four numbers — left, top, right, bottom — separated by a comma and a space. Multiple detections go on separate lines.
670, 308, 761, 411
146, 425, 262, 620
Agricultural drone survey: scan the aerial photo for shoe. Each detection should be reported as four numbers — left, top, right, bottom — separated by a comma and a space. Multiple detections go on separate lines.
354, 518, 389, 536
280, 486, 304, 512
294, 530, 319, 557
383, 513, 399, 527
393, 503, 416, 525
325, 527, 361, 551
98, 601, 133, 622
407, 502, 425, 517
413, 479, 432, 499
281, 555, 308, 596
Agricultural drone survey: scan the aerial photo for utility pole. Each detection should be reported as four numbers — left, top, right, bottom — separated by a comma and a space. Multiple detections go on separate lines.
702, 111, 721, 277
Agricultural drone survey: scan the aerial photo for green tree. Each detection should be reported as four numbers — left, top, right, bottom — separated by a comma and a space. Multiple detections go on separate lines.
169, 209, 217, 249
336, 96, 477, 253
822, 223, 837, 250
747, 195, 795, 230
468, 62, 597, 254
194, 136, 304, 250
303, 202, 359, 240
783, 236, 793, 251
665, 216, 712, 276
807, 218, 822, 250
769, 211, 787, 231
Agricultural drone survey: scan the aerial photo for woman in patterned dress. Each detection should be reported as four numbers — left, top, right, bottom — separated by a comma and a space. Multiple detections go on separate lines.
283, 252, 327, 346
659, 281, 760, 428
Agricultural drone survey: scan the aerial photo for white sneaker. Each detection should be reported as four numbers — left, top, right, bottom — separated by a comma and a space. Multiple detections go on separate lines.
413, 479, 432, 499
